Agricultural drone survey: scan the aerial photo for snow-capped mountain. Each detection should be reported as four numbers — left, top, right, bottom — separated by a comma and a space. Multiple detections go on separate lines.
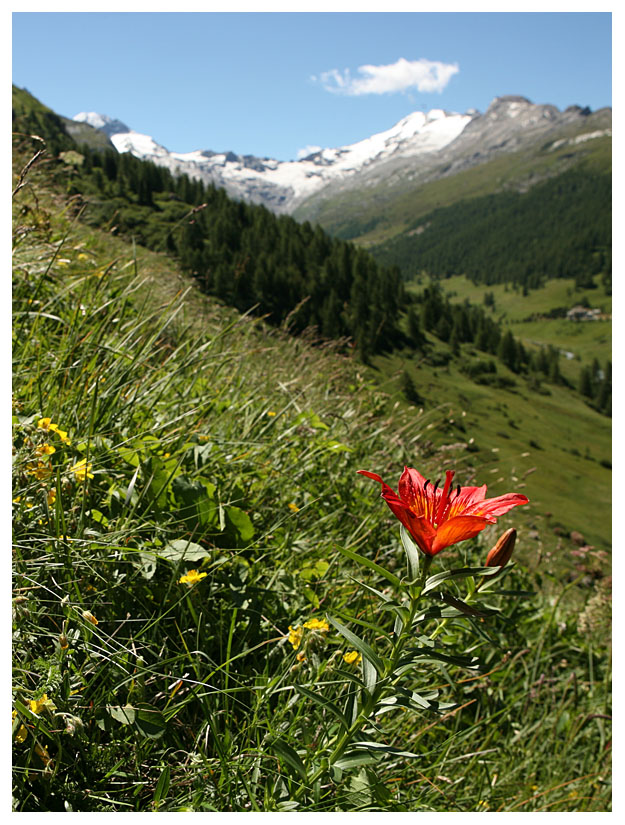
73, 97, 610, 216
73, 107, 474, 213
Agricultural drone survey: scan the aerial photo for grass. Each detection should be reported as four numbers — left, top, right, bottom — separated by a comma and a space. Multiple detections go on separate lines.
12, 142, 611, 812
369, 337, 611, 563
433, 274, 612, 385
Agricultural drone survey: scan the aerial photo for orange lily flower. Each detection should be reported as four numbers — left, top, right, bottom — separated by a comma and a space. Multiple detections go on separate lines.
358, 466, 528, 556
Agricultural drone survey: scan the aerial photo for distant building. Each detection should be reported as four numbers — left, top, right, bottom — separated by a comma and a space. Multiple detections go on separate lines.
566, 305, 602, 321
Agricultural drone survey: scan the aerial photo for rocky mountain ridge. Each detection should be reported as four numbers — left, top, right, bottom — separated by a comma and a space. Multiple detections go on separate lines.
74, 96, 611, 218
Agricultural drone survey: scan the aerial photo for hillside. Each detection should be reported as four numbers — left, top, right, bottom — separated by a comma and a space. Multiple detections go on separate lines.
12, 104, 611, 811
293, 100, 611, 247
11, 85, 612, 558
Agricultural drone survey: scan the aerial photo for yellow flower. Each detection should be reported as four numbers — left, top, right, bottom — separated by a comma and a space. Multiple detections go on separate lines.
288, 502, 300, 513
287, 625, 304, 650
178, 569, 207, 585
12, 710, 28, 743
27, 461, 51, 480
29, 694, 55, 714
296, 651, 307, 663
266, 411, 277, 417
47, 488, 57, 506
35, 443, 56, 457
70, 458, 94, 482
35, 743, 53, 768
343, 650, 362, 665
81, 611, 99, 626
38, 418, 71, 443
303, 618, 330, 632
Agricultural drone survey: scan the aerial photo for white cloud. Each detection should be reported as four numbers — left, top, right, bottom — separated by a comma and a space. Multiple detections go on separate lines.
315, 57, 459, 96
296, 144, 322, 160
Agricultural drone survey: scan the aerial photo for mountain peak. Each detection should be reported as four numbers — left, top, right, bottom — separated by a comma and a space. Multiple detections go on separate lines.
73, 112, 130, 137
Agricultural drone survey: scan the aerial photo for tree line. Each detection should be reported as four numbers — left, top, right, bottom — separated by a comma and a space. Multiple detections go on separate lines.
68, 146, 405, 362
371, 168, 612, 294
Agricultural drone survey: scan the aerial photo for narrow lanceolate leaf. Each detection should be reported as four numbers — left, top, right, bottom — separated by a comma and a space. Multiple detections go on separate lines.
362, 654, 378, 693
422, 566, 500, 594
350, 741, 421, 759
427, 590, 493, 618
334, 751, 381, 770
270, 738, 308, 781
400, 525, 421, 580
153, 765, 171, 808
326, 616, 385, 676
337, 546, 401, 589
295, 685, 349, 730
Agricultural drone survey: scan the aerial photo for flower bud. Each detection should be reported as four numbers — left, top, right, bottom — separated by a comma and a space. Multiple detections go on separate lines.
485, 528, 516, 568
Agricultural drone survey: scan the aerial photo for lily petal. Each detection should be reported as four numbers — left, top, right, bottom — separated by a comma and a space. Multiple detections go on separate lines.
431, 515, 490, 554
463, 493, 529, 519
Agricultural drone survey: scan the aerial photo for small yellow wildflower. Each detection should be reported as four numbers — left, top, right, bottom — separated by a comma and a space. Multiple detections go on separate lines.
28, 461, 52, 480
29, 694, 55, 714
81, 611, 99, 626
266, 411, 277, 417
296, 651, 307, 663
35, 443, 56, 457
288, 502, 300, 513
343, 650, 362, 666
303, 618, 330, 632
38, 418, 71, 443
35, 743, 53, 768
47, 488, 57, 506
12, 710, 28, 743
287, 625, 304, 650
178, 569, 208, 585
77, 253, 89, 261
71, 458, 94, 482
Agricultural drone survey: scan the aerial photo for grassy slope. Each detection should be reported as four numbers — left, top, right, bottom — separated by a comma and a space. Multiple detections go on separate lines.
12, 141, 611, 812
369, 331, 611, 559
436, 274, 612, 382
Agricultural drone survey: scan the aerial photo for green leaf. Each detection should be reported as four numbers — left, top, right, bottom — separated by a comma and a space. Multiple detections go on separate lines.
422, 566, 500, 594
270, 738, 308, 781
350, 741, 421, 759
334, 751, 381, 770
225, 505, 255, 543
141, 456, 173, 511
362, 655, 378, 693
427, 590, 493, 618
303, 586, 320, 609
294, 411, 329, 430
153, 766, 171, 808
134, 703, 166, 740
337, 546, 401, 589
326, 616, 385, 676
321, 439, 353, 453
107, 704, 136, 725
159, 539, 209, 563
400, 525, 421, 580
295, 685, 349, 730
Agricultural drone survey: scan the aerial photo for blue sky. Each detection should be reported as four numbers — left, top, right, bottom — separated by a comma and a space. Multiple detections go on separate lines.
12, 10, 612, 161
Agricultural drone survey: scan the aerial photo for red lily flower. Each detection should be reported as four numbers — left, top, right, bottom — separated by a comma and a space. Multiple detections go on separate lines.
358, 466, 528, 556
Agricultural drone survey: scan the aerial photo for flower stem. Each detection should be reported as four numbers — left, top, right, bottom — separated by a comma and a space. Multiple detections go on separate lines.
294, 555, 433, 802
